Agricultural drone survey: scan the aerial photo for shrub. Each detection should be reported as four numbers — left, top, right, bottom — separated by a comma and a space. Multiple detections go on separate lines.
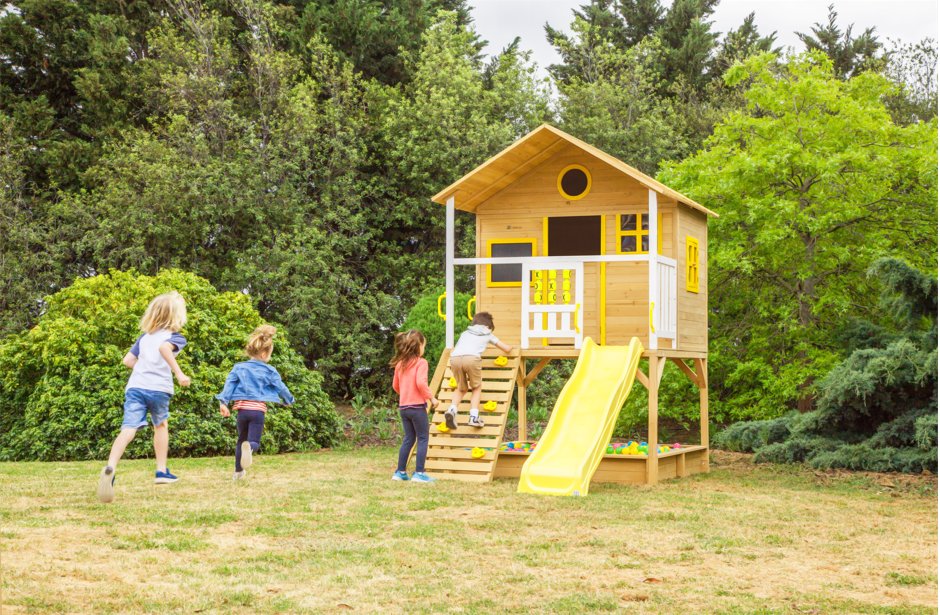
713, 416, 795, 452
0, 269, 341, 461
398, 288, 474, 367
714, 258, 938, 474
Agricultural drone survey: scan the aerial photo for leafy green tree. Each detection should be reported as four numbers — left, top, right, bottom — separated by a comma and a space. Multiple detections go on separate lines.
660, 52, 938, 418
552, 29, 686, 174
544, 1, 777, 155
0, 269, 341, 462
715, 258, 937, 474
376, 10, 551, 290
796, 4, 885, 80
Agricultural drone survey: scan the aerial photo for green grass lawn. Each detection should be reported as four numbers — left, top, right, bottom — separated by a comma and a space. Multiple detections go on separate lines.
1, 448, 936, 614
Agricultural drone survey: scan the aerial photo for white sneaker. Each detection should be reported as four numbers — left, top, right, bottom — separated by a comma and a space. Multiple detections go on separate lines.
444, 406, 458, 430
97, 466, 115, 503
233, 471, 246, 480
240, 441, 253, 469
468, 415, 485, 428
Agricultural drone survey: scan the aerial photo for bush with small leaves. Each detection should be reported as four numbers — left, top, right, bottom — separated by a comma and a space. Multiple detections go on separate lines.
0, 269, 341, 461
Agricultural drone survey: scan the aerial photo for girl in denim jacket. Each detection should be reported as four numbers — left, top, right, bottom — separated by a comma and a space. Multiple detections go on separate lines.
216, 325, 294, 479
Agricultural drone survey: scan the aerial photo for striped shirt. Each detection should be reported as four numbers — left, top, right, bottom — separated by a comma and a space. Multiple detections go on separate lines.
233, 400, 267, 413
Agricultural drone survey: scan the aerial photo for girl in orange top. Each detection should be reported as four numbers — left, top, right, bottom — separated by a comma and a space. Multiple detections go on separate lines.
391, 330, 439, 483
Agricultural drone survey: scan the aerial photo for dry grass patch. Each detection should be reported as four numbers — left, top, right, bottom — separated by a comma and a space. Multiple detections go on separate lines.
1, 449, 936, 614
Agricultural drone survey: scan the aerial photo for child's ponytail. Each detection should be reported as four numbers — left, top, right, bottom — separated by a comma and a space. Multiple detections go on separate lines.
390, 330, 426, 370
246, 324, 276, 359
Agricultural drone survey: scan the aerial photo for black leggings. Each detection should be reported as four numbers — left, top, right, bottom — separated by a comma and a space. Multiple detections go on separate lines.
235, 409, 265, 472
397, 405, 430, 473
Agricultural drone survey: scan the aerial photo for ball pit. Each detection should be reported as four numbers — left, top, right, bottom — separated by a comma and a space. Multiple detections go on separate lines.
498, 440, 683, 456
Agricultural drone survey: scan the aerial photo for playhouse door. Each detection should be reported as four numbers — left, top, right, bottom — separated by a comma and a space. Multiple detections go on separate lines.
543, 215, 602, 345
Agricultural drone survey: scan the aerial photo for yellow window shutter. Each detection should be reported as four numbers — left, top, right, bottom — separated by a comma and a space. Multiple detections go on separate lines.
686, 236, 699, 293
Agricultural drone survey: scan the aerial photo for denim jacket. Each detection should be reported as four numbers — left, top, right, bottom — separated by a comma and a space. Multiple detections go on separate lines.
215, 359, 295, 406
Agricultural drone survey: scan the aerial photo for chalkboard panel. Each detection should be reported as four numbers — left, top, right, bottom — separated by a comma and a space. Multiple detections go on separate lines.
490, 242, 535, 284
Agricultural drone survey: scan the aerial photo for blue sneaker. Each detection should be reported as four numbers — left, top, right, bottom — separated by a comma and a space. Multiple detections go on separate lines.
97, 466, 116, 503
410, 472, 437, 483
392, 470, 410, 481
154, 469, 179, 484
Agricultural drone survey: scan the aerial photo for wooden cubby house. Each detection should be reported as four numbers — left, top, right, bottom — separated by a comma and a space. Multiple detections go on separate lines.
418, 124, 716, 487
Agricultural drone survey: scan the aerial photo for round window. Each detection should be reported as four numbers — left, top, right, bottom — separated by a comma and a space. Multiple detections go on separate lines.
557, 164, 591, 200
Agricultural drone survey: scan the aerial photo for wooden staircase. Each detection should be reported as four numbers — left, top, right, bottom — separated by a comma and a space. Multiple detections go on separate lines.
413, 347, 520, 482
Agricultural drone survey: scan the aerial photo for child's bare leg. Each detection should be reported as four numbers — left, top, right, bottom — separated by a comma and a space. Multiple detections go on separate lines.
453, 387, 468, 407
153, 421, 169, 473
107, 428, 138, 468
470, 385, 482, 410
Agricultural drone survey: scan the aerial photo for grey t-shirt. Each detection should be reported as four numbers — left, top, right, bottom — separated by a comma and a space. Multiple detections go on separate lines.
451, 325, 500, 358
126, 330, 187, 395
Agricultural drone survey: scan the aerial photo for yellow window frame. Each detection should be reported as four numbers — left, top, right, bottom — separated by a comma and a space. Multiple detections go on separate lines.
615, 213, 663, 255
487, 238, 538, 288
686, 236, 700, 293
557, 164, 592, 201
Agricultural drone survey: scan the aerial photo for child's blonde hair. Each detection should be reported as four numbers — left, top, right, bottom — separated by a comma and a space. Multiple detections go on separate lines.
246, 324, 276, 359
140, 291, 188, 334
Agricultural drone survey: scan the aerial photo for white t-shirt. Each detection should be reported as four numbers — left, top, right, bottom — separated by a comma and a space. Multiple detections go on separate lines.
126, 329, 187, 394
451, 325, 500, 358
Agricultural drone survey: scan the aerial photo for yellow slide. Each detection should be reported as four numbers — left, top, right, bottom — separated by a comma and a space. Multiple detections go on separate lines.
518, 337, 644, 496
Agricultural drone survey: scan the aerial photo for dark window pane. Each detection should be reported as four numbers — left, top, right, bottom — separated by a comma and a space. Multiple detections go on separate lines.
621, 235, 636, 253
641, 234, 649, 252
641, 214, 649, 230
560, 168, 589, 197
490, 242, 533, 283
547, 216, 601, 256
621, 214, 636, 231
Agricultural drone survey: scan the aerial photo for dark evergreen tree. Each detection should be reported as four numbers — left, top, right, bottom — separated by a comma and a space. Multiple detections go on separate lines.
796, 3, 885, 79
545, 0, 775, 96
713, 12, 779, 73
286, 0, 480, 86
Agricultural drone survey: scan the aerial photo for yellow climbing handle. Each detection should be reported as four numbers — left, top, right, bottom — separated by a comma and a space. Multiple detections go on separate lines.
437, 293, 446, 320
468, 297, 476, 320
574, 303, 580, 333
649, 302, 655, 333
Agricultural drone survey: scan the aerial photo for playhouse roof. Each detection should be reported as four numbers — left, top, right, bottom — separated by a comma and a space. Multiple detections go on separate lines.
431, 124, 717, 217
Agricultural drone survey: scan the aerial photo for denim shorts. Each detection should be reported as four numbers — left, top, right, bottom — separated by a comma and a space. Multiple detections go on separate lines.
122, 388, 172, 430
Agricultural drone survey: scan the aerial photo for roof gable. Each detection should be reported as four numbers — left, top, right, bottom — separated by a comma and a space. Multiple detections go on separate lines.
431, 124, 717, 217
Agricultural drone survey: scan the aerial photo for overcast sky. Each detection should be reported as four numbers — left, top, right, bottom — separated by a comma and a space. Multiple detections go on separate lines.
470, 1, 939, 78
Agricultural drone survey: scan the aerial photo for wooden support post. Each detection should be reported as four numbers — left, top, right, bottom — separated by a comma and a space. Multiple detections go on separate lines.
676, 452, 686, 478
647, 355, 661, 485
517, 362, 527, 442
524, 358, 551, 386
695, 357, 709, 473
